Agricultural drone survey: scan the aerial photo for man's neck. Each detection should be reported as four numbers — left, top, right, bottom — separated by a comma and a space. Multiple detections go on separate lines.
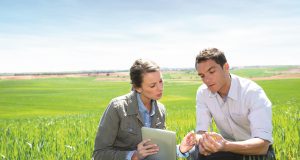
218, 74, 231, 98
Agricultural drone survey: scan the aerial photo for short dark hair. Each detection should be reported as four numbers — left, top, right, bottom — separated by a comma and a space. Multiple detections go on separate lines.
130, 59, 160, 88
195, 48, 227, 69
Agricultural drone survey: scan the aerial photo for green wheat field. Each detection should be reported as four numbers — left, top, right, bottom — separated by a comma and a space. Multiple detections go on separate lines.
0, 66, 299, 159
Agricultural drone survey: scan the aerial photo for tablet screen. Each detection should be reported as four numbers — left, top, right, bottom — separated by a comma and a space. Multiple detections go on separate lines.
141, 127, 176, 160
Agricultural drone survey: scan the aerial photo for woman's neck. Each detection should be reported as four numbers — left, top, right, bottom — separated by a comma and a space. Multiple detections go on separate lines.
140, 95, 152, 111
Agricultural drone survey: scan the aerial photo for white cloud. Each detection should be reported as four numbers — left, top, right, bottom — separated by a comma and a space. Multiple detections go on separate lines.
0, 1, 299, 73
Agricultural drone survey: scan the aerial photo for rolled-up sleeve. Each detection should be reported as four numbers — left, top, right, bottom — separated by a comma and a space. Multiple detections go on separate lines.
248, 87, 273, 143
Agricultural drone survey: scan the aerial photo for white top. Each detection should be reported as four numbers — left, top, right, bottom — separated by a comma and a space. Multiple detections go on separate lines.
196, 74, 273, 143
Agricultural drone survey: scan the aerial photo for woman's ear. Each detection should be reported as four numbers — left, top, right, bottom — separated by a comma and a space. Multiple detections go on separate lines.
133, 85, 142, 93
136, 88, 142, 93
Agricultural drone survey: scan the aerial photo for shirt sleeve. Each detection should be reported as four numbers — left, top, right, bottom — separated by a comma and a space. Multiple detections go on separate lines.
176, 145, 192, 158
126, 151, 135, 160
196, 86, 212, 132
247, 87, 273, 143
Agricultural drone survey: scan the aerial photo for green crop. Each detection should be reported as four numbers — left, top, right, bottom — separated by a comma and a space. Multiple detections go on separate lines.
0, 76, 299, 159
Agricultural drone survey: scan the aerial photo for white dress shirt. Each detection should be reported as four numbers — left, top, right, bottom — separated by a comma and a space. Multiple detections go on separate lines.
196, 74, 273, 143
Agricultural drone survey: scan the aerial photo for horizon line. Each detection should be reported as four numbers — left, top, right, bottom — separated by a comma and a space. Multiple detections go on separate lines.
1, 65, 299, 76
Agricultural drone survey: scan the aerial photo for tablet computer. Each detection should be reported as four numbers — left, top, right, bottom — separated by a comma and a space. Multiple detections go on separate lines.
141, 127, 176, 160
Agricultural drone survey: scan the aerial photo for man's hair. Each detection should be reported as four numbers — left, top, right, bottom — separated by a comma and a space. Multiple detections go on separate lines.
195, 48, 227, 69
130, 59, 160, 88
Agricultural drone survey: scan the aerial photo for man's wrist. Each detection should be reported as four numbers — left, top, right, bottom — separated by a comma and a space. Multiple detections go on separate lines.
221, 140, 230, 152
195, 134, 203, 144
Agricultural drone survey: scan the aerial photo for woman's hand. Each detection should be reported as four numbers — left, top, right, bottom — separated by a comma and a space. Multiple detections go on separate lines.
179, 131, 197, 154
131, 139, 159, 160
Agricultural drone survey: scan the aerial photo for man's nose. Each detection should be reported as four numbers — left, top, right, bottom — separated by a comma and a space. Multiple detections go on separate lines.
203, 76, 210, 83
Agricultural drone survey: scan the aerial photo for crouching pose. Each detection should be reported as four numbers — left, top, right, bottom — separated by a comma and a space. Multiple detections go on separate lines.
178, 48, 275, 160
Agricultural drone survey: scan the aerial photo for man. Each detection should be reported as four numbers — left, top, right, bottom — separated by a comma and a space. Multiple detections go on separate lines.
186, 48, 275, 160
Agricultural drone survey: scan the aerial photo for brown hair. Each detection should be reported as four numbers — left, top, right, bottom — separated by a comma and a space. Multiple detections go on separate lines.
130, 59, 160, 88
195, 48, 227, 69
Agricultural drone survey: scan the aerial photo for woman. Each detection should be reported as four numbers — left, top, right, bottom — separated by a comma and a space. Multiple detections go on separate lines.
92, 59, 166, 160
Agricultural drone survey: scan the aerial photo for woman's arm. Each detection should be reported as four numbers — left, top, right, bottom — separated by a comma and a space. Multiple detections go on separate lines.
92, 101, 129, 160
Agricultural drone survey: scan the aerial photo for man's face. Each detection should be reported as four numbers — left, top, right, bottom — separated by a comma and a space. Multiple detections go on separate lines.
196, 59, 229, 93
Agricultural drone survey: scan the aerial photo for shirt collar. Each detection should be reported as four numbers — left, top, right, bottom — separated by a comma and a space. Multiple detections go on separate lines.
137, 93, 155, 116
227, 74, 238, 101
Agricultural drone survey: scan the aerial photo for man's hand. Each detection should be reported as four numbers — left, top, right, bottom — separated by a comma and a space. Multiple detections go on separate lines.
198, 133, 212, 156
131, 139, 159, 160
198, 142, 212, 156
201, 132, 226, 153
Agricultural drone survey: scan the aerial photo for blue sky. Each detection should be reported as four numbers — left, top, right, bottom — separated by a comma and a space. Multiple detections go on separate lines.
0, 0, 299, 73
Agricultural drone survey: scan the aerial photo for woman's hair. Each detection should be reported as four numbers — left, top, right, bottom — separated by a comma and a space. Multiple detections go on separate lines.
130, 59, 160, 88
195, 48, 227, 69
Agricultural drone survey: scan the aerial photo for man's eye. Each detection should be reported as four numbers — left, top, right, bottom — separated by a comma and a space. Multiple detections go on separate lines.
150, 85, 155, 88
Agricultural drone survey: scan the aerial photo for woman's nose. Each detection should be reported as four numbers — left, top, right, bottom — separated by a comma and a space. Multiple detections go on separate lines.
157, 82, 163, 91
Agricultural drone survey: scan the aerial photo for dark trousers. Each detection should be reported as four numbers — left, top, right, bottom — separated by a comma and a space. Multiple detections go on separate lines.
197, 145, 275, 160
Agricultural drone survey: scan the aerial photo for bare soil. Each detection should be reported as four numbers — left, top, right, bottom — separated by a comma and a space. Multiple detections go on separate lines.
250, 73, 300, 80
250, 68, 300, 80
1, 68, 300, 80
0, 72, 130, 81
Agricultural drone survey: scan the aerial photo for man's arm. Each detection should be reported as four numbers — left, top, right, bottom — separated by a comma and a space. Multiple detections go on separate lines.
201, 132, 270, 155
222, 138, 270, 155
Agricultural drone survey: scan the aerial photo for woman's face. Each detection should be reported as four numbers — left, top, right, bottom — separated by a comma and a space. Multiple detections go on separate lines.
136, 71, 164, 102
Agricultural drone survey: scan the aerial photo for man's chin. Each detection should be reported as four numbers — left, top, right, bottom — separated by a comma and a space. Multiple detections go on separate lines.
210, 90, 217, 94
208, 87, 217, 93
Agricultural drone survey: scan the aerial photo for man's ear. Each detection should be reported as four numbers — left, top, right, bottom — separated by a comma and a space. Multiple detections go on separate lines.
224, 63, 229, 72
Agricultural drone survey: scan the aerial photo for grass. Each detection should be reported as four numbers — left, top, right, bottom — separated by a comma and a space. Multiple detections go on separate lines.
230, 66, 296, 78
0, 78, 130, 119
0, 70, 299, 159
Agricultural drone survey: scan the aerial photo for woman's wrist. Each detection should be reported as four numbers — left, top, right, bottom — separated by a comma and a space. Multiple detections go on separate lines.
179, 145, 185, 154
131, 151, 139, 160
